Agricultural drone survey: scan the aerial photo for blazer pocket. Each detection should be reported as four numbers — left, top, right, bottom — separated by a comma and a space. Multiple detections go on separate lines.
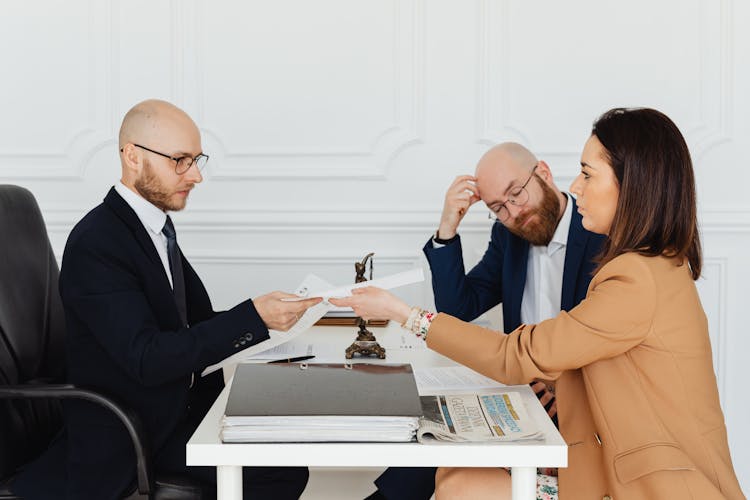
614, 442, 696, 484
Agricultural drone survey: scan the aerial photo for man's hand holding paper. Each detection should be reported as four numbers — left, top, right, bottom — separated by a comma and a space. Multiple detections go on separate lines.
254, 291, 322, 331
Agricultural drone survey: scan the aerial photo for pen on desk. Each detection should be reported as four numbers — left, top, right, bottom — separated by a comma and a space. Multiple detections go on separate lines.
267, 355, 315, 364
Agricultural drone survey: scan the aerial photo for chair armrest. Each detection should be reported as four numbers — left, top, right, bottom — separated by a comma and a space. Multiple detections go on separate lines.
0, 384, 152, 496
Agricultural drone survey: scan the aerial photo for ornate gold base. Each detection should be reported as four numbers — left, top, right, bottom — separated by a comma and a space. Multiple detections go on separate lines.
345, 322, 386, 359
345, 339, 386, 359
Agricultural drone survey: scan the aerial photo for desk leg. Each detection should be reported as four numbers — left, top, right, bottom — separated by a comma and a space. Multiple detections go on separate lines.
217, 465, 242, 500
510, 466, 536, 500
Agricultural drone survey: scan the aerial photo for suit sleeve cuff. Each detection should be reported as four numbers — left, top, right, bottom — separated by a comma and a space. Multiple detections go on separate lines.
433, 231, 459, 247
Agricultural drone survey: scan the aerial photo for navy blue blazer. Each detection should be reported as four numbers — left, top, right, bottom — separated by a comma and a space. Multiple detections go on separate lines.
57, 188, 270, 499
423, 196, 605, 332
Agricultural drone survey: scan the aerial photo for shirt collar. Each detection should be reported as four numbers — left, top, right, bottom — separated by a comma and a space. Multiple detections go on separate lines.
547, 193, 572, 254
114, 182, 167, 236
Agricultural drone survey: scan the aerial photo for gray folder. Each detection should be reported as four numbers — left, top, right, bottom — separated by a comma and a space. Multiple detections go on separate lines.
225, 363, 422, 417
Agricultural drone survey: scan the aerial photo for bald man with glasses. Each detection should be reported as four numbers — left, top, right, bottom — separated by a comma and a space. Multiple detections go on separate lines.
21, 99, 321, 500
370, 143, 605, 500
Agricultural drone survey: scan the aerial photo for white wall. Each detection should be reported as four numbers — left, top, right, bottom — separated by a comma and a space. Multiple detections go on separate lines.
1, 0, 748, 491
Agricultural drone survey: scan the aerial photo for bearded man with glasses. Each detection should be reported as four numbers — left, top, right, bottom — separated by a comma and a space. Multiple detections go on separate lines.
369, 142, 604, 500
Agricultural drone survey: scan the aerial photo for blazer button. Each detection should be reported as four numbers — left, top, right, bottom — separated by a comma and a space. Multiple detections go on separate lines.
245, 333, 253, 341
233, 342, 240, 348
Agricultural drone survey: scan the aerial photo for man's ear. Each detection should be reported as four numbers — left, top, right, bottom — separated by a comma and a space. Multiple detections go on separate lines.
535, 160, 553, 182
120, 143, 142, 174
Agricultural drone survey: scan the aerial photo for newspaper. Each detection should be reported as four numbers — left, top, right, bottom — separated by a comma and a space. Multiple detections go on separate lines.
417, 392, 544, 443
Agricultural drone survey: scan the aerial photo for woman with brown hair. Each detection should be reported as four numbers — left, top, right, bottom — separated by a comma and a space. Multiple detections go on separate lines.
331, 108, 744, 499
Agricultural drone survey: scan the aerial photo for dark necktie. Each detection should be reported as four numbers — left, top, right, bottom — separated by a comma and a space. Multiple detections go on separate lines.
162, 216, 188, 326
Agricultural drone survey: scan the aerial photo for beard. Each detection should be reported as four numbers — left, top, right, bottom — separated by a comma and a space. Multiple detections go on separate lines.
505, 176, 561, 246
134, 159, 190, 212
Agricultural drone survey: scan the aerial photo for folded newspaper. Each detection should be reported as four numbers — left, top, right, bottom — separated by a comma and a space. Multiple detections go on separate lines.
417, 392, 544, 443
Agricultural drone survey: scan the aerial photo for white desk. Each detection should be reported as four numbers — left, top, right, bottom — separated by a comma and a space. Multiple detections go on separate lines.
187, 323, 567, 500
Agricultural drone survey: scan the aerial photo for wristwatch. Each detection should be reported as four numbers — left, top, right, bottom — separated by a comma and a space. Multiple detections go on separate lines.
433, 230, 458, 245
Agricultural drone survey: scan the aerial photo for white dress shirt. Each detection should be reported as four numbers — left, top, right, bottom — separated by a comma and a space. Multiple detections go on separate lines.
520, 193, 573, 325
114, 182, 173, 288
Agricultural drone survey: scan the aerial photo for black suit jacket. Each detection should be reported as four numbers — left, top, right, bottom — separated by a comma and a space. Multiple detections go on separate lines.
423, 196, 605, 331
56, 188, 270, 499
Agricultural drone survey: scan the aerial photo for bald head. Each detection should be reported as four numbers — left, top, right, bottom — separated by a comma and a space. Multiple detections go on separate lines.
118, 100, 204, 210
474, 142, 554, 202
475, 142, 538, 180
119, 99, 199, 153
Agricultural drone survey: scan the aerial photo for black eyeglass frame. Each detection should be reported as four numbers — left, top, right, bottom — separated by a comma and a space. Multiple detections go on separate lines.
488, 163, 538, 223
120, 143, 209, 175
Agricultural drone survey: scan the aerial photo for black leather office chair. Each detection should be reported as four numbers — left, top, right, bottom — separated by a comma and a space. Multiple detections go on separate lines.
0, 185, 205, 499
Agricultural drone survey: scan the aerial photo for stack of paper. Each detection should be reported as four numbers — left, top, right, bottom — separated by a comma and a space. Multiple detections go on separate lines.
222, 416, 419, 443
221, 363, 423, 443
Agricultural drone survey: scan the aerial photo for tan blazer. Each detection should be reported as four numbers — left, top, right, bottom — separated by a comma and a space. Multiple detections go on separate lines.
427, 253, 745, 499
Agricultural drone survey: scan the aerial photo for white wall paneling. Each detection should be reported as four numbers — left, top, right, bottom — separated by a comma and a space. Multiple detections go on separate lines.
477, 0, 732, 177
0, 0, 115, 179
190, 0, 424, 179
2, 0, 749, 494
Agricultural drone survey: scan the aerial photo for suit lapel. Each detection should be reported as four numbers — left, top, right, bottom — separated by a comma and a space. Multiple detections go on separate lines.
104, 188, 187, 326
561, 197, 588, 311
506, 235, 529, 330
103, 187, 164, 270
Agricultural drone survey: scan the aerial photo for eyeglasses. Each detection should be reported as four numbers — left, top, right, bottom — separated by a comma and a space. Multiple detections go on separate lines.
488, 164, 538, 223
121, 143, 209, 175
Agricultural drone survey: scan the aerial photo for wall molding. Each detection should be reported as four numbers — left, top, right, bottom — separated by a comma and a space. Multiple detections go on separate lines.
475, 0, 732, 164
0, 0, 116, 180
189, 254, 421, 265
186, 0, 425, 180
702, 257, 729, 402
40, 204, 750, 233
690, 0, 733, 158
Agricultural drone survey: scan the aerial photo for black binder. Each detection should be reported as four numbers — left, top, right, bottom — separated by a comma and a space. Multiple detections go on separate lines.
225, 362, 422, 418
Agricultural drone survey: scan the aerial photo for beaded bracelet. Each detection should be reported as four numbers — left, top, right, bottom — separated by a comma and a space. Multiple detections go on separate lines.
401, 306, 421, 332
414, 309, 436, 340
400, 306, 436, 341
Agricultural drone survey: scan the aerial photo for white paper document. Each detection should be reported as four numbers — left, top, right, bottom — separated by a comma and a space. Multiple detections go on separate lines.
382, 331, 427, 351
243, 342, 314, 360
289, 274, 351, 315
414, 365, 506, 395
281, 268, 424, 301
201, 268, 424, 376
202, 300, 329, 375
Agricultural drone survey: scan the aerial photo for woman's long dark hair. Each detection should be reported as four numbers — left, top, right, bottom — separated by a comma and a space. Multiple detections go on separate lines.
592, 108, 702, 280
